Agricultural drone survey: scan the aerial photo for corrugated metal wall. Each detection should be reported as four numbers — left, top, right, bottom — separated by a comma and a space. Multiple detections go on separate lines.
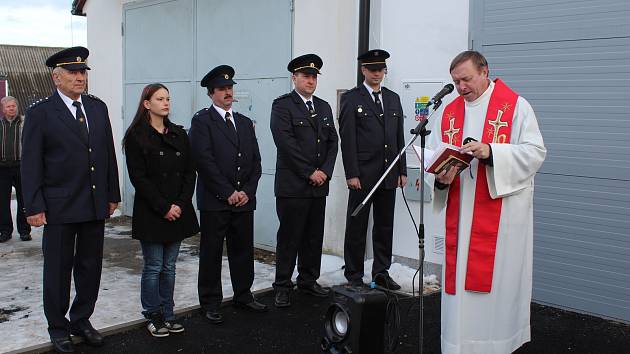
470, 0, 630, 322
0, 45, 64, 114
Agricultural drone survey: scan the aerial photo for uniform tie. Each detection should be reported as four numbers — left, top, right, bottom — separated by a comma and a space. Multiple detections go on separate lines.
306, 100, 315, 115
72, 101, 89, 141
225, 112, 237, 141
372, 91, 384, 116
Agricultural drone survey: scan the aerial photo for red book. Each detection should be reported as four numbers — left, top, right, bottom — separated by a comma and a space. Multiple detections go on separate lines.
413, 144, 474, 175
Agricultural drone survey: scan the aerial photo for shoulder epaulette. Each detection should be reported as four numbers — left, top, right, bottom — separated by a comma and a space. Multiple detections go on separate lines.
193, 108, 209, 117
274, 93, 291, 102
86, 93, 105, 104
27, 96, 51, 110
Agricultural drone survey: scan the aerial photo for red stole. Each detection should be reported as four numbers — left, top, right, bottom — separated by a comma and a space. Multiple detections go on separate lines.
441, 79, 518, 295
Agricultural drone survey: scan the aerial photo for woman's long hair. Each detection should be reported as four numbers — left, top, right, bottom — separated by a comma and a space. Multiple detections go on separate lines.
122, 83, 169, 149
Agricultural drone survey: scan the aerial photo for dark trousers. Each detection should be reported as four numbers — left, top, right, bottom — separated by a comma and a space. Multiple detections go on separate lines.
198, 210, 254, 310
0, 165, 30, 236
344, 188, 395, 282
42, 221, 105, 338
273, 197, 326, 290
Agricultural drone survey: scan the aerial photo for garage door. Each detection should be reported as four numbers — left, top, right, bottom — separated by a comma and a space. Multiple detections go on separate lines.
123, 0, 293, 249
470, 0, 630, 321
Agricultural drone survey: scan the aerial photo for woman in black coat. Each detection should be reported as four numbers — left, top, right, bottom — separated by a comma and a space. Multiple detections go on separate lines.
123, 83, 199, 337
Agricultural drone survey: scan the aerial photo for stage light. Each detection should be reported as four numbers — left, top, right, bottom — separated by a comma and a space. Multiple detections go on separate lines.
321, 285, 387, 354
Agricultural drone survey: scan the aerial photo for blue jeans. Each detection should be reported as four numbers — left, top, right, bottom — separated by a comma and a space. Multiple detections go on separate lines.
140, 241, 181, 321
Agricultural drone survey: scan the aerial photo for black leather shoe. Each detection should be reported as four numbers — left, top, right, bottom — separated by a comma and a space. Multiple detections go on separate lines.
274, 290, 291, 308
20, 234, 32, 241
51, 336, 75, 353
373, 274, 401, 290
70, 323, 104, 347
0, 233, 11, 243
204, 310, 224, 324
298, 283, 330, 297
234, 299, 268, 313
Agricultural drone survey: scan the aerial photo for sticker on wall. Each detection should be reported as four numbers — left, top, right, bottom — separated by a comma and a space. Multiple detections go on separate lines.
415, 96, 430, 121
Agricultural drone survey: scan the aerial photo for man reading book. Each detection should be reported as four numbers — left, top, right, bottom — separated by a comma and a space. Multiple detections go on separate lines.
433, 51, 546, 354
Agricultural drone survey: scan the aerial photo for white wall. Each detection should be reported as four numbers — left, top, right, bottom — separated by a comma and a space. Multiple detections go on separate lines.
84, 0, 470, 266
293, 0, 470, 265
293, 0, 359, 255
379, 0, 470, 264
83, 0, 130, 208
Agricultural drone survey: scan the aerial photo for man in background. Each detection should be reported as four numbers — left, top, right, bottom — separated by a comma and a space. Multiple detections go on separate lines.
0, 96, 30, 242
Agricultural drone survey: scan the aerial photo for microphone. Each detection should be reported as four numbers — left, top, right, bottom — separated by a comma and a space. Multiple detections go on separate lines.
427, 84, 454, 107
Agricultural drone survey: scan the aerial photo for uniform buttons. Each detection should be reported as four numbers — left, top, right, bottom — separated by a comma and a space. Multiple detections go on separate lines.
384, 144, 388, 148
385, 159, 388, 163
237, 166, 241, 171
317, 139, 321, 143
159, 151, 164, 156
88, 148, 92, 153
238, 153, 242, 157
90, 166, 95, 171
237, 181, 241, 185
317, 153, 321, 157
92, 185, 96, 190
176, 152, 181, 156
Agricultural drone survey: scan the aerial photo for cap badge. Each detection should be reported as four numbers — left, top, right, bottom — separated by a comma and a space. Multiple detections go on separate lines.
224, 74, 229, 79
310, 63, 315, 67
76, 56, 82, 62
374, 51, 379, 56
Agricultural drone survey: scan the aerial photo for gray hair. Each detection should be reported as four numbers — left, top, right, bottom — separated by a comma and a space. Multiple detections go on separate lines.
1, 96, 18, 106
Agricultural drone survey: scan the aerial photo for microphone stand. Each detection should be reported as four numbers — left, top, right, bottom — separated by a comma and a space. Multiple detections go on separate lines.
351, 100, 443, 354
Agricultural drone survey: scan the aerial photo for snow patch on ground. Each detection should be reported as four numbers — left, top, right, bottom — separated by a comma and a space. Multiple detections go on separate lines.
0, 203, 438, 352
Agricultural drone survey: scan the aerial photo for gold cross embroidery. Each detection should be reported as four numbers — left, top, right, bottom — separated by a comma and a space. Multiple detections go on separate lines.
444, 117, 460, 145
488, 109, 509, 143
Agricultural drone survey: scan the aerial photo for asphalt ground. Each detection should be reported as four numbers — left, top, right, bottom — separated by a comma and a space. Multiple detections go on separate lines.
43, 290, 629, 354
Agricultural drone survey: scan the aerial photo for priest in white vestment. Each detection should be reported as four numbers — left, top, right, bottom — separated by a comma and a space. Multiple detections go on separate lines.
432, 51, 546, 354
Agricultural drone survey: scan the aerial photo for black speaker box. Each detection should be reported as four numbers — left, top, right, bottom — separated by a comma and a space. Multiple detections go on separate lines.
322, 285, 387, 354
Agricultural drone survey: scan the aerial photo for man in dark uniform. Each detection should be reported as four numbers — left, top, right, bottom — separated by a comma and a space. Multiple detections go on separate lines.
270, 54, 338, 307
339, 49, 407, 290
189, 65, 267, 325
21, 46, 121, 353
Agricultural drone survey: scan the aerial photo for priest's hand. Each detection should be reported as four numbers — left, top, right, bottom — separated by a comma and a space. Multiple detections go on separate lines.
436, 165, 461, 185
347, 177, 361, 190
460, 141, 490, 159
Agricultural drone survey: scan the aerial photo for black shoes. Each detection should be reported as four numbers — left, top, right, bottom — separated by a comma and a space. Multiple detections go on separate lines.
274, 289, 291, 308
204, 309, 224, 325
298, 283, 330, 298
19, 233, 32, 241
373, 274, 401, 290
70, 322, 104, 347
51, 336, 74, 353
233, 299, 268, 313
0, 233, 11, 243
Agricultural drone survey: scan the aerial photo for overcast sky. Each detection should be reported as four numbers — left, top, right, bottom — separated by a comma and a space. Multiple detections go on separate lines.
0, 0, 87, 47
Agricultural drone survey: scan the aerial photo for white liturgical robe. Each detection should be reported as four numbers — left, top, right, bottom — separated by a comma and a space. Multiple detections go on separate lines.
433, 81, 547, 354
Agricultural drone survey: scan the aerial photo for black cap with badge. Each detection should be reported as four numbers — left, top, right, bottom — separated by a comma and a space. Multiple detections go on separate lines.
201, 65, 237, 89
358, 49, 390, 70
287, 54, 323, 75
45, 46, 90, 70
